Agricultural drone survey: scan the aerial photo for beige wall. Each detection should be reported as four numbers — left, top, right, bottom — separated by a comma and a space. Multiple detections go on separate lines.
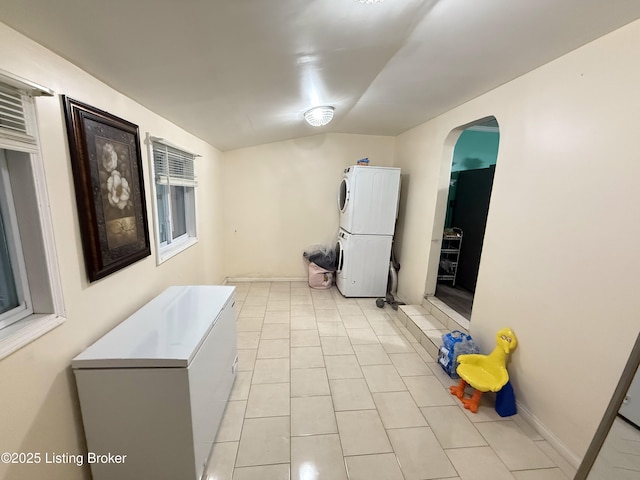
394, 19, 640, 463
222, 134, 395, 278
0, 23, 225, 479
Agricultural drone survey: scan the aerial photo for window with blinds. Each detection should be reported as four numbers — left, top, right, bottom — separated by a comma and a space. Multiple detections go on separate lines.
150, 140, 198, 261
0, 84, 38, 149
0, 72, 65, 358
0, 86, 27, 134
152, 143, 197, 188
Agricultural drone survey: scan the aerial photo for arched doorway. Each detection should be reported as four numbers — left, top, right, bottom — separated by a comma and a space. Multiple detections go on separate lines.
426, 116, 500, 321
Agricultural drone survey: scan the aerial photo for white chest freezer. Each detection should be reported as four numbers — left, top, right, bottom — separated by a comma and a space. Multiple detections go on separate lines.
71, 285, 237, 480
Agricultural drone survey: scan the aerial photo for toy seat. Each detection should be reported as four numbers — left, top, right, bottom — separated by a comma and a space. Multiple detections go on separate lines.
450, 328, 517, 413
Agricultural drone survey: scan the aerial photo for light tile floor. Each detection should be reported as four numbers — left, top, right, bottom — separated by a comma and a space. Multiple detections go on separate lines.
205, 282, 575, 480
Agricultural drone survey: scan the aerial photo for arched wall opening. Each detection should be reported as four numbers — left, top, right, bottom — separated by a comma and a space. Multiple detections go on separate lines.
424, 116, 500, 323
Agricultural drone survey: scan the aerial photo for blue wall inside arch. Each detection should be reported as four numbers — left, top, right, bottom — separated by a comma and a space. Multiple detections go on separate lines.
445, 128, 500, 228
452, 129, 499, 172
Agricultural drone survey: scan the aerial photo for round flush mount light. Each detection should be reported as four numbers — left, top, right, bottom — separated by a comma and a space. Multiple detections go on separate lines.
356, 0, 385, 3
304, 106, 335, 127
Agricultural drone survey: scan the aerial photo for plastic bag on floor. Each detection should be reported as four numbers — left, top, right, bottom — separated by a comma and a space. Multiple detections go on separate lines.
303, 245, 337, 271
308, 262, 333, 289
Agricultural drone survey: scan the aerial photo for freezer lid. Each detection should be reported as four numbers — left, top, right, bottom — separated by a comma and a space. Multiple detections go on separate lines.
71, 285, 235, 369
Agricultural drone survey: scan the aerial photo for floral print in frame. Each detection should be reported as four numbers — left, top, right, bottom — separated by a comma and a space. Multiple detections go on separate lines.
62, 96, 150, 282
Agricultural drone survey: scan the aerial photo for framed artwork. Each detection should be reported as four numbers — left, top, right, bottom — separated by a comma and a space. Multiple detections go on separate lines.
62, 96, 150, 282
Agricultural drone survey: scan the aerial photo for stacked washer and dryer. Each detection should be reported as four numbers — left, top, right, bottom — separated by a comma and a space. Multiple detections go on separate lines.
336, 165, 401, 297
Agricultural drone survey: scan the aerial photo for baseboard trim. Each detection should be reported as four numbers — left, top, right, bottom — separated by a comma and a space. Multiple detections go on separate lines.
516, 400, 581, 469
224, 276, 308, 283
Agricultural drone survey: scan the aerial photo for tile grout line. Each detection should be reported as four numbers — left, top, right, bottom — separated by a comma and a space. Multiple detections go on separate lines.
344, 298, 415, 480
232, 281, 267, 473
371, 304, 443, 480
227, 282, 259, 475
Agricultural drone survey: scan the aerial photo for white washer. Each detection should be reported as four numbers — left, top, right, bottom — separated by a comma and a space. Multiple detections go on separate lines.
338, 165, 401, 235
335, 228, 392, 297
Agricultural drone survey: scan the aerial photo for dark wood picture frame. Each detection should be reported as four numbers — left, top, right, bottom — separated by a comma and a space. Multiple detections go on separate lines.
62, 96, 150, 282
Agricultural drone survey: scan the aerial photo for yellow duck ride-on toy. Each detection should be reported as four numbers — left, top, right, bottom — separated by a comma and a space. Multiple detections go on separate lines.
449, 328, 517, 413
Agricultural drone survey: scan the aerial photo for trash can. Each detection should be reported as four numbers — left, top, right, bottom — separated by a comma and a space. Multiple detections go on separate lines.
303, 245, 337, 289
307, 262, 333, 289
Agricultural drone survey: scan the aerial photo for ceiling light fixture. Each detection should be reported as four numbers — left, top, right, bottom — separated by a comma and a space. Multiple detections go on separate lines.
304, 106, 335, 127
357, 0, 385, 3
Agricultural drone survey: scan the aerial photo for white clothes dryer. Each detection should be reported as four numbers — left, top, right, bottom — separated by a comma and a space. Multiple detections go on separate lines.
335, 228, 392, 298
338, 165, 401, 235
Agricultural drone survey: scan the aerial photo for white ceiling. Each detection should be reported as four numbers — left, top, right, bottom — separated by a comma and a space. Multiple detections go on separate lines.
1, 0, 639, 151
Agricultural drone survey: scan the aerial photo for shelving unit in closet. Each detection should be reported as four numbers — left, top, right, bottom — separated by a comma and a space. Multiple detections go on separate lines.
437, 227, 463, 286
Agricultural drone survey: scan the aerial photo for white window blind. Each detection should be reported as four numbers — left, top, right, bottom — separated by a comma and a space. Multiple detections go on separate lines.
0, 85, 27, 136
152, 142, 197, 187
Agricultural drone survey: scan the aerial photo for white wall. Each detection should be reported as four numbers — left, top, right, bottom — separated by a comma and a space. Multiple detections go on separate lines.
394, 19, 640, 463
222, 134, 395, 278
0, 23, 225, 480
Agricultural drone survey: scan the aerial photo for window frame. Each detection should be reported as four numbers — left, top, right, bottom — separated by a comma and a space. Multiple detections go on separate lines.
0, 150, 33, 328
0, 71, 66, 359
148, 137, 198, 264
